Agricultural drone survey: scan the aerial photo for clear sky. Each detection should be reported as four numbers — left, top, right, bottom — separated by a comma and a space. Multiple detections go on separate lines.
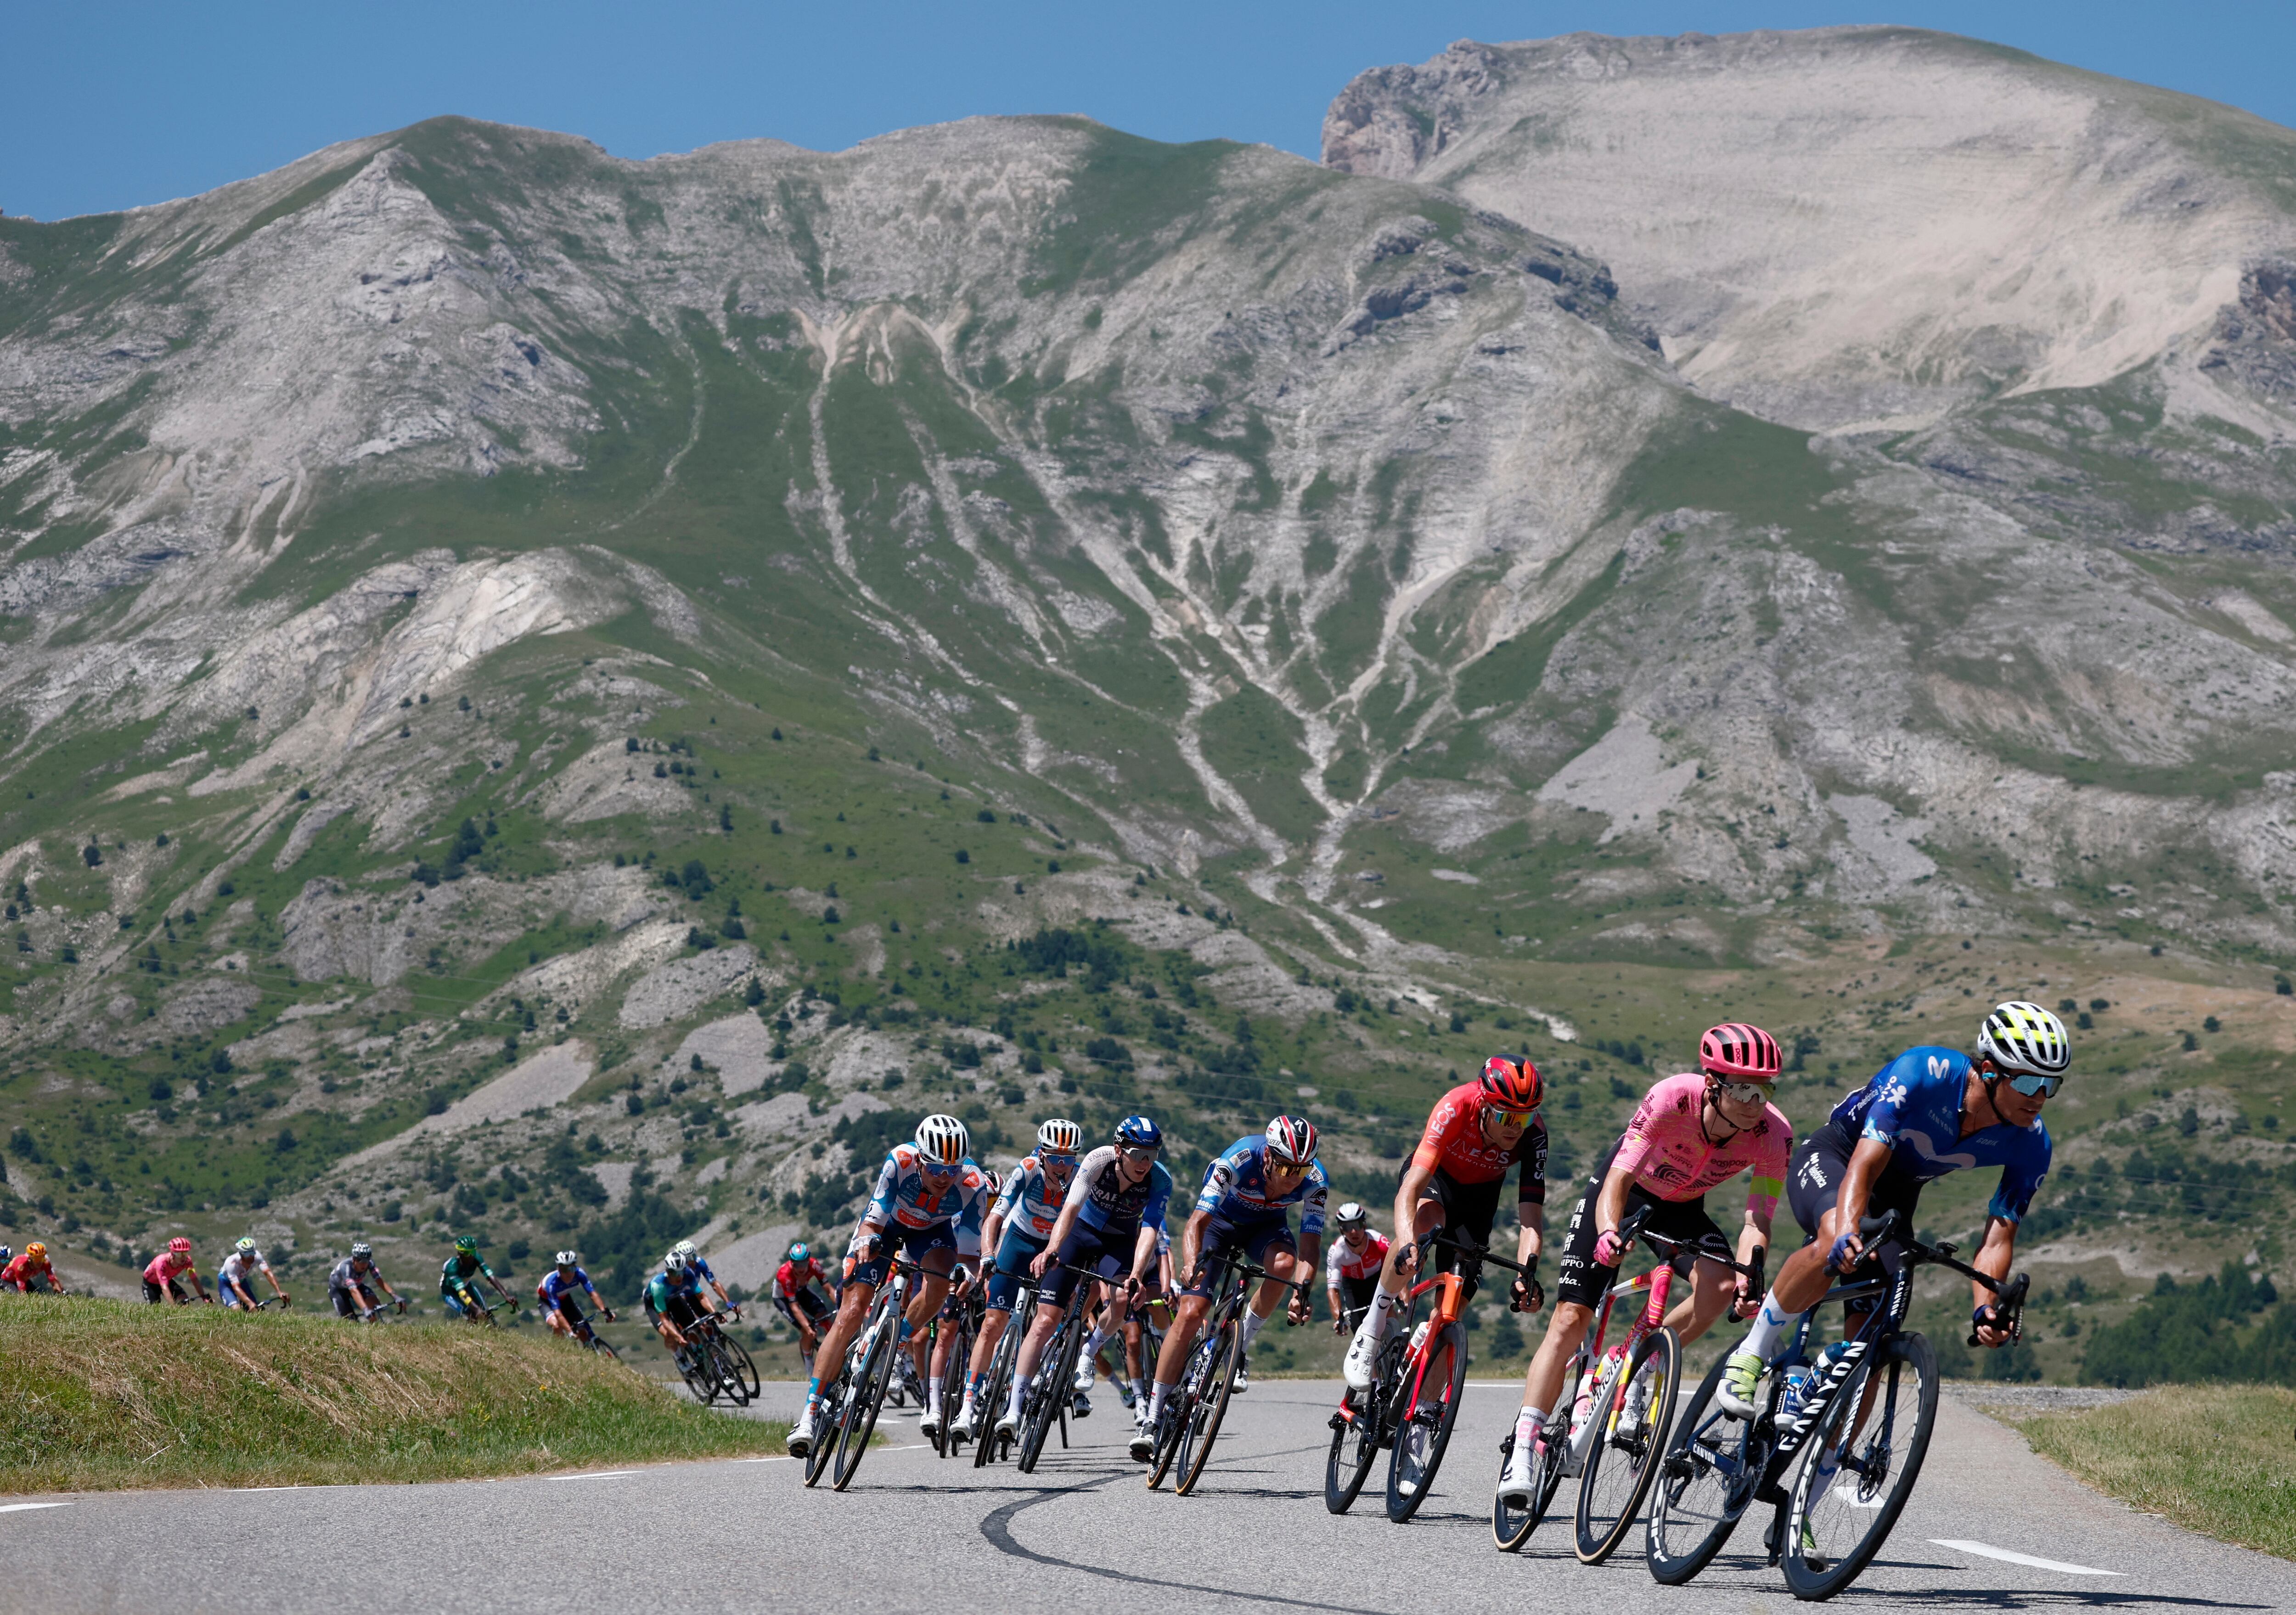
3, 1, 2288, 220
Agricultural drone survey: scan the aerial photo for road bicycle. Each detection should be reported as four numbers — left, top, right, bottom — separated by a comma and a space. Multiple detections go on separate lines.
1492, 1209, 1756, 1562
971, 1270, 1041, 1469
352, 1296, 409, 1324
930, 1280, 982, 1458
1146, 1246, 1302, 1497
562, 1304, 619, 1362
1019, 1261, 1107, 1474
676, 1307, 754, 1407
1376, 1234, 1536, 1524
822, 1256, 928, 1492
1648, 1208, 2026, 1601
446, 1282, 512, 1327
227, 1294, 293, 1312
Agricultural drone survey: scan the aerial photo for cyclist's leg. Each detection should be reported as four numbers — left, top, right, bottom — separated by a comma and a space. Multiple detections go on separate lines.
806, 1245, 884, 1415
1149, 1219, 1236, 1425
1349, 1168, 1450, 1377
1238, 1220, 1298, 1351
1509, 1159, 1621, 1460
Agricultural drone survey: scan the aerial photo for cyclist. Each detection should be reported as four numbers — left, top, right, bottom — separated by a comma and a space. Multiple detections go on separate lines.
217, 1237, 288, 1309
538, 1250, 614, 1339
1345, 1056, 1547, 1395
327, 1243, 403, 1318
789, 1113, 987, 1459
438, 1234, 516, 1320
1323, 1203, 1390, 1332
143, 1238, 213, 1305
1119, 1222, 1177, 1411
1011, 1114, 1172, 1459
672, 1238, 734, 1311
1147, 1115, 1324, 1455
645, 1249, 722, 1369
771, 1242, 835, 1365
1716, 1001, 2069, 1419
4, 1241, 60, 1294
1497, 1024, 1789, 1504
960, 1118, 1083, 1439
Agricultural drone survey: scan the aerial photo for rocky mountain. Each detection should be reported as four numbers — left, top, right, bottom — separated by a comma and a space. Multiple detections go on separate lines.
0, 32, 2292, 1356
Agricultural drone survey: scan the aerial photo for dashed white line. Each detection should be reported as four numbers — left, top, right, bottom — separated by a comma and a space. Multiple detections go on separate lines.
1932, 1540, 2123, 1576
548, 1470, 638, 1482
0, 1503, 72, 1514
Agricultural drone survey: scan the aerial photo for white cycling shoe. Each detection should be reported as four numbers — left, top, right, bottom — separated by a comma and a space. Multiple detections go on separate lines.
1342, 1321, 1385, 1391
918, 1407, 942, 1439
788, 1408, 818, 1458
1496, 1432, 1540, 1506
995, 1408, 1020, 1437
1128, 1419, 1154, 1462
1073, 1365, 1097, 1394
1232, 1355, 1249, 1392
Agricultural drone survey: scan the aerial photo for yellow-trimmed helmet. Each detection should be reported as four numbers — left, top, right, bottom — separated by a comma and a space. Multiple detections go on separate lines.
1976, 1001, 2071, 1077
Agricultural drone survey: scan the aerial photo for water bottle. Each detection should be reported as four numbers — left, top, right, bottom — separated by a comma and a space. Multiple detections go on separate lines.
1571, 1367, 1596, 1427
1778, 1362, 1816, 1424
1408, 1320, 1429, 1355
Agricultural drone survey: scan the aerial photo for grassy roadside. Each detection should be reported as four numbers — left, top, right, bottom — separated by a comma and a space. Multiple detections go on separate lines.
0, 1299, 787, 1493
1998, 1385, 2296, 1560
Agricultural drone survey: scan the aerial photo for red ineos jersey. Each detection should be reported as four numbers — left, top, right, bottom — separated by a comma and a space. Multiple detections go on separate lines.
1412, 1082, 1548, 1202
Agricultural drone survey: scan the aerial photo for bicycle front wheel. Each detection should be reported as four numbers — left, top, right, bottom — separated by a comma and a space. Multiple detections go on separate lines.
802, 1373, 843, 1488
934, 1322, 971, 1458
1019, 1313, 1077, 1474
1386, 1318, 1468, 1523
1325, 1385, 1381, 1514
832, 1314, 900, 1491
976, 1324, 1019, 1470
709, 1335, 751, 1407
1780, 1332, 1938, 1602
1174, 1316, 1240, 1496
1492, 1403, 1572, 1553
726, 1334, 761, 1400
1648, 1346, 1767, 1584
1575, 1326, 1681, 1564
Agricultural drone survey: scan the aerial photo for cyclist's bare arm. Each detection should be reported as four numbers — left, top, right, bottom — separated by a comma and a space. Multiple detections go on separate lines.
1389, 1159, 1437, 1277
1970, 1216, 2020, 1345
1176, 1208, 1212, 1288
1771, 1137, 1894, 1315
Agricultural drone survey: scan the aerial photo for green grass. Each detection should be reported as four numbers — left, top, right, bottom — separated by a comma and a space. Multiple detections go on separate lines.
0, 1298, 783, 1492
2000, 1385, 2296, 1559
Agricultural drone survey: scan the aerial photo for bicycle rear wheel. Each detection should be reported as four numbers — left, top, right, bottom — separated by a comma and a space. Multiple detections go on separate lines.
1385, 1319, 1468, 1523
1649, 1346, 1767, 1584
975, 1322, 1019, 1470
1575, 1326, 1681, 1564
1173, 1317, 1239, 1496
1780, 1332, 1938, 1602
675, 1343, 718, 1405
832, 1308, 900, 1491
934, 1320, 971, 1458
726, 1334, 761, 1400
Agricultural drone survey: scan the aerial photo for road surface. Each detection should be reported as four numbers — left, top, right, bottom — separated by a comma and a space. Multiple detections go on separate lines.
9, 1379, 2290, 1612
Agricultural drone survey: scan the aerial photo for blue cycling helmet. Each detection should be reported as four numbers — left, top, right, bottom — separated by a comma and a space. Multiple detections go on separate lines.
1114, 1114, 1162, 1150
788, 1241, 808, 1263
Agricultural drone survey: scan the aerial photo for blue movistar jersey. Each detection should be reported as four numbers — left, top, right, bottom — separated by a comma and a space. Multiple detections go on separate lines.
1195, 1137, 1329, 1234
688, 1255, 717, 1287
1829, 1047, 2053, 1223
1063, 1145, 1174, 1236
994, 1153, 1074, 1242
539, 1266, 596, 1310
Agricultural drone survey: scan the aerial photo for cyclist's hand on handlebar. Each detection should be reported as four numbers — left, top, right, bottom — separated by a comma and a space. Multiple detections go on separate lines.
1395, 1241, 1419, 1277
1591, 1228, 1625, 1268
1029, 1249, 1052, 1280
1509, 1275, 1545, 1314
1826, 1232, 1864, 1274
1972, 1304, 2016, 1348
1285, 1289, 1311, 1326
1730, 1275, 1762, 1321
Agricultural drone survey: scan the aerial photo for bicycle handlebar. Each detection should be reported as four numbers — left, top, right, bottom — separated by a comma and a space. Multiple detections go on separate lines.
1852, 1210, 2029, 1345
1610, 1208, 1763, 1279
1428, 1234, 1535, 1278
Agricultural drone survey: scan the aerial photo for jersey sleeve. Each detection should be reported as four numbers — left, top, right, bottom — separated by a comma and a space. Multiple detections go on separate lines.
1745, 1114, 1791, 1224
1063, 1148, 1111, 1216
954, 1170, 986, 1260
994, 1164, 1028, 1223
1299, 1164, 1329, 1235
1194, 1150, 1238, 1217
1142, 1162, 1173, 1231
1324, 1239, 1346, 1288
1987, 1128, 2051, 1223
859, 1149, 904, 1232
1411, 1093, 1460, 1173
1519, 1119, 1550, 1205
1854, 1054, 1924, 1147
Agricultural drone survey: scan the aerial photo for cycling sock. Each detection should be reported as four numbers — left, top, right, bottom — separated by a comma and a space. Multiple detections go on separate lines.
1365, 1285, 1399, 1337
1006, 1374, 1029, 1421
1129, 1377, 1147, 1409
1738, 1294, 1796, 1363
1148, 1380, 1173, 1424
1083, 1325, 1111, 1363
968, 1370, 990, 1401
1514, 1406, 1543, 1446
926, 1384, 942, 1418
1238, 1309, 1269, 1354
804, 1375, 822, 1411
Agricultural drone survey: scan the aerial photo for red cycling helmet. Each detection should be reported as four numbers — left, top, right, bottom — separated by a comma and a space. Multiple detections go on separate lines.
168, 1237, 193, 1255
1478, 1054, 1542, 1112
1699, 1023, 1782, 1081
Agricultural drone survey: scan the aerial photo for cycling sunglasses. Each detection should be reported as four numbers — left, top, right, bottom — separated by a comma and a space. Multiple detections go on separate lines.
1712, 1080, 1775, 1107
2004, 1071, 2064, 1099
1487, 1106, 1539, 1127
1117, 1145, 1159, 1163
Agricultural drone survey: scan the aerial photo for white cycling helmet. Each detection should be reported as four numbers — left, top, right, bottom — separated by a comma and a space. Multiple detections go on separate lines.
673, 1238, 698, 1261
1975, 1001, 2071, 1077
1035, 1117, 1083, 1156
555, 1249, 579, 1267
914, 1113, 970, 1166
1333, 1201, 1369, 1233
663, 1249, 687, 1274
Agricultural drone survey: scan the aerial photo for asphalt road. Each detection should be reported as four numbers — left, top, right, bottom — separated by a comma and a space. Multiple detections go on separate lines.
10, 1379, 2292, 1614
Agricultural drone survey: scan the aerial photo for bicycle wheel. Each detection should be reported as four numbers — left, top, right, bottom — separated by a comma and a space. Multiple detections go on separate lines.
832, 1307, 900, 1491
1574, 1327, 1681, 1564
934, 1321, 971, 1458
675, 1342, 718, 1405
1173, 1316, 1239, 1496
1386, 1318, 1468, 1523
709, 1335, 751, 1407
975, 1323, 1019, 1470
726, 1334, 760, 1398
1144, 1364, 1190, 1491
1018, 1311, 1077, 1474
1325, 1386, 1382, 1514
1649, 1347, 1768, 1584
1780, 1332, 1938, 1602
802, 1372, 844, 1487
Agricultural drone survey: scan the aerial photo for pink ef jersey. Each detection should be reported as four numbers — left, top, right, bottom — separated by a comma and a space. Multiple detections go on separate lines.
143, 1250, 195, 1285
1614, 1073, 1791, 1223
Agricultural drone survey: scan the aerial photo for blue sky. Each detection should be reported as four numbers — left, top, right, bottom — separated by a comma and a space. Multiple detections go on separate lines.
3, 1, 2288, 220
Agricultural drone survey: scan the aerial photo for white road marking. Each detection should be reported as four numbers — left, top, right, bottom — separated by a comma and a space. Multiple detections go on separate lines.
0, 1503, 72, 1514
738, 1456, 795, 1463
233, 1486, 309, 1493
1932, 1540, 2123, 1576
548, 1470, 638, 1481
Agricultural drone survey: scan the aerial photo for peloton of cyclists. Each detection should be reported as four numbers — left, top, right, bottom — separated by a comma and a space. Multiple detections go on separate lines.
217, 1237, 290, 1310
1345, 1057, 1548, 1399
1012, 1115, 1172, 1457
788, 1113, 988, 1459
1716, 1002, 2070, 1419
142, 1237, 213, 1305
961, 1117, 1084, 1441
772, 1241, 836, 1366
1497, 1024, 1790, 1504
327, 1243, 404, 1319
1148, 1114, 1326, 1458
538, 1250, 614, 1339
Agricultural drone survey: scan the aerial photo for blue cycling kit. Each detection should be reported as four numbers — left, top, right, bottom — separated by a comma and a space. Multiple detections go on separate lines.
539, 1265, 597, 1313
1065, 1145, 1175, 1235
1194, 1136, 1330, 1233
1824, 1047, 2052, 1222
